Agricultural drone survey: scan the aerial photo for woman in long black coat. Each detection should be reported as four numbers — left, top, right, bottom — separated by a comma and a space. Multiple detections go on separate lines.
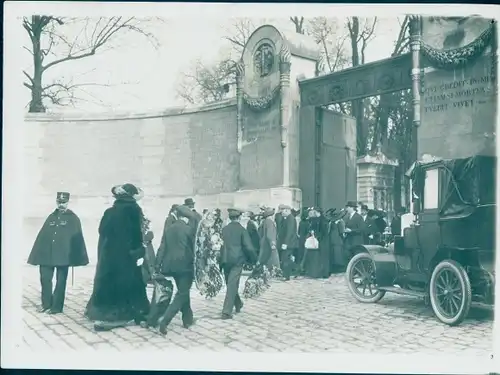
297, 209, 311, 274
301, 208, 330, 279
85, 183, 150, 331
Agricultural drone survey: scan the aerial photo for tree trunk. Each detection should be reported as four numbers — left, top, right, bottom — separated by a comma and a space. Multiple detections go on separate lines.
29, 16, 46, 113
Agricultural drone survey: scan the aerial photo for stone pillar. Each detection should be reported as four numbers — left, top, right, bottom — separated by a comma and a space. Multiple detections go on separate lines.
357, 151, 398, 220
409, 15, 422, 130
279, 44, 292, 187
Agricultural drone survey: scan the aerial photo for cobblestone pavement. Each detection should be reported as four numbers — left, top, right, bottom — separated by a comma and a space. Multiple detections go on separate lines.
21, 265, 494, 354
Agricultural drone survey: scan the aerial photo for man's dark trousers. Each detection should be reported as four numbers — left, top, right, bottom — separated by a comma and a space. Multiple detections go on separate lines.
279, 249, 294, 279
222, 265, 243, 316
159, 273, 194, 328
39, 265, 69, 312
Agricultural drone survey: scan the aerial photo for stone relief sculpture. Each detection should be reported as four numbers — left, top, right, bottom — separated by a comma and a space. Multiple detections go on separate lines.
254, 43, 274, 77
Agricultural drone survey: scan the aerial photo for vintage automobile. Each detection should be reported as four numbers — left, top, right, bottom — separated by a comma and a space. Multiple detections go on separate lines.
345, 155, 496, 326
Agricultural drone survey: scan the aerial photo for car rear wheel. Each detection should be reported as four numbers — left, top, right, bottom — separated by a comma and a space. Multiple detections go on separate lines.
429, 259, 472, 326
346, 252, 386, 303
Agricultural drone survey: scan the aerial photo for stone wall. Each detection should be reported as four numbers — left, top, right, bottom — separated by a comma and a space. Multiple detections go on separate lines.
23, 101, 241, 262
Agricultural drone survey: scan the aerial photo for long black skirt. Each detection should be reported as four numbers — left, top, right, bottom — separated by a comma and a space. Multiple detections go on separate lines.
85, 251, 150, 323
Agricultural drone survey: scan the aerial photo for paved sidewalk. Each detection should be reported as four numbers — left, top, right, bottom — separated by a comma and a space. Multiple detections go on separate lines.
21, 265, 494, 354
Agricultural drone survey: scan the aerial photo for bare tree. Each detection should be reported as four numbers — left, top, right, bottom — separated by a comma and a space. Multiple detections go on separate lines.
223, 18, 260, 55
290, 17, 305, 34
370, 16, 411, 151
22, 16, 161, 113
345, 17, 378, 155
308, 17, 349, 73
177, 18, 259, 105
176, 57, 237, 105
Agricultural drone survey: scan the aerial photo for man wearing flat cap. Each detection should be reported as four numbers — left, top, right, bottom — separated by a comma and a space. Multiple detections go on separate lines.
155, 204, 197, 335
277, 205, 298, 280
219, 208, 258, 319
27, 192, 89, 314
343, 201, 366, 256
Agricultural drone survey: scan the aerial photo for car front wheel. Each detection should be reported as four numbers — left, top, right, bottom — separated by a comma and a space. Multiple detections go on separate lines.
429, 259, 472, 326
346, 252, 386, 303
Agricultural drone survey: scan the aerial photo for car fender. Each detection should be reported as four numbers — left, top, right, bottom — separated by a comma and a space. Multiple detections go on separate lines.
350, 244, 398, 287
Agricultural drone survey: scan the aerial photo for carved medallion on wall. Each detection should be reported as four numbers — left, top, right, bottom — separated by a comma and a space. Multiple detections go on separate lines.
241, 26, 284, 98
354, 79, 370, 96
328, 85, 345, 102
377, 74, 395, 91
254, 43, 275, 78
307, 89, 320, 105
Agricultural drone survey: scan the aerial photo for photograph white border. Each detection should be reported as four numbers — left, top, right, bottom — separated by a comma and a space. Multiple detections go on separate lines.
2, 2, 499, 373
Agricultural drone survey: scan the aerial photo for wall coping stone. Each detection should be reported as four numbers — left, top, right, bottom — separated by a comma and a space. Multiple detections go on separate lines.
357, 151, 399, 167
24, 98, 236, 122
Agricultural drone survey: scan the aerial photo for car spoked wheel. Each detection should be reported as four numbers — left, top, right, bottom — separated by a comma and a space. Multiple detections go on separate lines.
429, 259, 472, 326
346, 252, 386, 303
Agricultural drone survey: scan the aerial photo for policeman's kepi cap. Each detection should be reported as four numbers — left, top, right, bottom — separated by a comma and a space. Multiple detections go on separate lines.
56, 192, 70, 203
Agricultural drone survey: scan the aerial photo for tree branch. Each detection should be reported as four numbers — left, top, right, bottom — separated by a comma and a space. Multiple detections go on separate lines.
23, 70, 34, 84
224, 36, 245, 48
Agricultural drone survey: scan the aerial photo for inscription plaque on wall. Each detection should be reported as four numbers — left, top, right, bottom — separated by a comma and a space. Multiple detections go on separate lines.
243, 106, 280, 141
421, 55, 495, 139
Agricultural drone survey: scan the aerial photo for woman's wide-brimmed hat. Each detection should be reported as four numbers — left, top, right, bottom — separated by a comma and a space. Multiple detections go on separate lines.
111, 183, 144, 201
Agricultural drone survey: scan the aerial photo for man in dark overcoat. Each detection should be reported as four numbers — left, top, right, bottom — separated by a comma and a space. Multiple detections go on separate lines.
258, 206, 279, 268
343, 201, 366, 259
27, 192, 89, 314
155, 205, 196, 335
165, 204, 179, 229
220, 208, 258, 319
275, 204, 285, 234
277, 205, 298, 281
184, 198, 202, 234
390, 207, 405, 236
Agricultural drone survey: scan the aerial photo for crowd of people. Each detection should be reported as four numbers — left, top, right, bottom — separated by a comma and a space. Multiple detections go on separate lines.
27, 183, 406, 336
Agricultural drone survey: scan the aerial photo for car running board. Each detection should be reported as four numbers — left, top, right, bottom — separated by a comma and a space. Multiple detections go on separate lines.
377, 286, 427, 298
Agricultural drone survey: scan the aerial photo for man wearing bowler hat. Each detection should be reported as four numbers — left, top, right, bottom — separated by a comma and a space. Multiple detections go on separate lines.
27, 192, 89, 314
343, 201, 366, 257
220, 208, 258, 319
277, 204, 298, 280
184, 198, 202, 241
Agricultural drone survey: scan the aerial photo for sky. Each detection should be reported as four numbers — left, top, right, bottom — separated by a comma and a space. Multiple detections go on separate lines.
9, 3, 495, 114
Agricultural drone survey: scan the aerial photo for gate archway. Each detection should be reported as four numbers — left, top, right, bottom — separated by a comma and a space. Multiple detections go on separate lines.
297, 17, 421, 209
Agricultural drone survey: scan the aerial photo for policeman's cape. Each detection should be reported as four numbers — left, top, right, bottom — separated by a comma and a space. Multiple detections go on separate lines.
27, 209, 89, 285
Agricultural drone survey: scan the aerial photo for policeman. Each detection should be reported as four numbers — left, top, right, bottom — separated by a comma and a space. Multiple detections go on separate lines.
27, 192, 89, 314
